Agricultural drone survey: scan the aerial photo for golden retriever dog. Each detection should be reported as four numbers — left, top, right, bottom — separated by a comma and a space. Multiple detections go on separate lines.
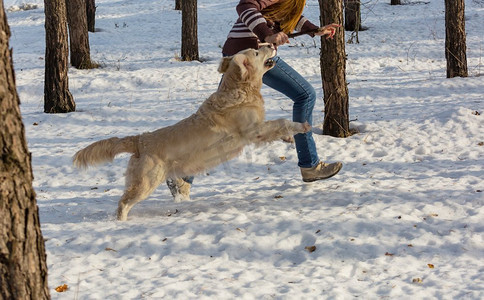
73, 45, 311, 221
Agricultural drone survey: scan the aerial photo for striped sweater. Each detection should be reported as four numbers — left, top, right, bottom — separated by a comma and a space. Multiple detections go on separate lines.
222, 0, 319, 55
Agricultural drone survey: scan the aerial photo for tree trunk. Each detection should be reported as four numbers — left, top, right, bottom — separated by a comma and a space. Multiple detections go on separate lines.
0, 3, 50, 299
175, 0, 182, 10
86, 0, 96, 32
181, 0, 199, 61
344, 0, 361, 32
391, 0, 401, 5
319, 0, 350, 137
444, 0, 468, 78
66, 0, 95, 69
44, 0, 75, 113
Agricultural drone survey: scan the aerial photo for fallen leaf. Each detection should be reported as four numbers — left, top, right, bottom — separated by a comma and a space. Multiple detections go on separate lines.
305, 246, 316, 253
385, 252, 394, 256
105, 247, 117, 252
279, 156, 286, 161
412, 278, 423, 284
55, 284, 68, 292
427, 264, 434, 268
274, 195, 283, 199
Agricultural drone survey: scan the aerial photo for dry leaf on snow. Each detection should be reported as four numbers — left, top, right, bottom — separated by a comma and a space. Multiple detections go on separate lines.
55, 284, 68, 292
305, 246, 316, 253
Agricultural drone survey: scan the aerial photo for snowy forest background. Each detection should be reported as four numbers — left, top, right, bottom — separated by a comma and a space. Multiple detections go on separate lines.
3, 0, 483, 299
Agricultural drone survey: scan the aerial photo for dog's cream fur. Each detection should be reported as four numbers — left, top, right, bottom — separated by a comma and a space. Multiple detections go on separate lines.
73, 46, 310, 221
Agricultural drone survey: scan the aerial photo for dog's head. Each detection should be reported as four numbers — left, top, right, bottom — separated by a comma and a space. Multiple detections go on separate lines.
218, 45, 277, 85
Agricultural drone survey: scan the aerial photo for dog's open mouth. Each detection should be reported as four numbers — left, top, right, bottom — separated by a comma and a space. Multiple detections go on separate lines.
264, 58, 275, 68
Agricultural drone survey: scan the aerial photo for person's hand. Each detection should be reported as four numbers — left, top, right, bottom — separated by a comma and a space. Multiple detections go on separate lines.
315, 23, 341, 39
265, 32, 289, 46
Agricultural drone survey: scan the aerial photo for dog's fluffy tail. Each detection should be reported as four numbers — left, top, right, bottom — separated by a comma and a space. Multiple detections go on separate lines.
73, 136, 139, 168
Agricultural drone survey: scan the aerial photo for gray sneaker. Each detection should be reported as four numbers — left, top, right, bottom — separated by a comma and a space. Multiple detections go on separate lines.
166, 178, 191, 202
300, 161, 343, 182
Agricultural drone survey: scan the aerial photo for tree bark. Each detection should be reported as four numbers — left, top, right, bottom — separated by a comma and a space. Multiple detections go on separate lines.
86, 0, 96, 32
319, 0, 350, 137
66, 0, 94, 69
0, 3, 50, 299
175, 0, 182, 11
44, 0, 75, 113
445, 0, 468, 78
344, 0, 361, 32
181, 0, 199, 61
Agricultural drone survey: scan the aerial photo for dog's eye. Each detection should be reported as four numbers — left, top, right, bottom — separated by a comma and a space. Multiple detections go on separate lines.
255, 52, 259, 56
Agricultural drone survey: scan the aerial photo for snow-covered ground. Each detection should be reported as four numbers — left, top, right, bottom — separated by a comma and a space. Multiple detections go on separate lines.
4, 0, 483, 298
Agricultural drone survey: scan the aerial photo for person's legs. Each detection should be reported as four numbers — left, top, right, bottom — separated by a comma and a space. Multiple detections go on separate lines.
166, 176, 193, 201
262, 56, 319, 168
263, 56, 342, 181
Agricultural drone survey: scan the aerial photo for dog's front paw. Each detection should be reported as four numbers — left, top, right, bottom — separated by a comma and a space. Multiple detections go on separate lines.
301, 122, 311, 133
292, 122, 311, 134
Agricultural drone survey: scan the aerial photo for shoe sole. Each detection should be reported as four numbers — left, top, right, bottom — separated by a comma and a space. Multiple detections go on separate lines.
302, 163, 343, 183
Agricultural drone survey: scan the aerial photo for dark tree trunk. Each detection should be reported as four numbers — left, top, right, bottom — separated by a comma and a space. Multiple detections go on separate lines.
391, 0, 401, 5
86, 0, 96, 32
181, 0, 199, 61
66, 0, 95, 69
175, 0, 182, 10
319, 0, 350, 137
445, 0, 468, 78
0, 3, 50, 299
44, 0, 75, 113
344, 0, 361, 32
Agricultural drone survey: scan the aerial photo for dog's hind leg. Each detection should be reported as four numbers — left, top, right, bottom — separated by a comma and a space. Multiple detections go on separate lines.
248, 119, 311, 145
116, 155, 166, 221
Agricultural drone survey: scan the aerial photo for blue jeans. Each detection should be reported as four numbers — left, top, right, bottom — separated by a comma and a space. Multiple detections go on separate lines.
180, 56, 320, 185
263, 56, 319, 168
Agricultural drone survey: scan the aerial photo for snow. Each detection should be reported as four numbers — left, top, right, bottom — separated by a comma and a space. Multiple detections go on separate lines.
4, 0, 483, 298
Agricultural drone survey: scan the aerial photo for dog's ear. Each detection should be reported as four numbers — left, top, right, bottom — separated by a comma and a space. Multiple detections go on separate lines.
232, 54, 250, 79
218, 54, 250, 79
218, 56, 233, 74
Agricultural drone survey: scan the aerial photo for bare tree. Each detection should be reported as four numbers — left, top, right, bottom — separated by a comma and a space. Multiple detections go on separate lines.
319, 0, 350, 137
344, 0, 361, 32
175, 0, 182, 10
181, 0, 199, 61
44, 0, 75, 113
445, 0, 468, 78
0, 3, 50, 299
66, 0, 96, 69
86, 0, 96, 32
